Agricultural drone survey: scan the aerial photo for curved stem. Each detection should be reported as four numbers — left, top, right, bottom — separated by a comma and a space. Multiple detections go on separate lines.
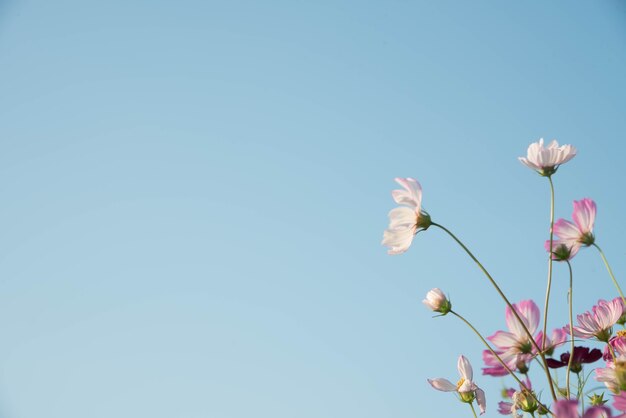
451, 311, 553, 416
565, 260, 574, 399
542, 176, 555, 360
469, 402, 478, 418
432, 222, 558, 401
593, 243, 626, 306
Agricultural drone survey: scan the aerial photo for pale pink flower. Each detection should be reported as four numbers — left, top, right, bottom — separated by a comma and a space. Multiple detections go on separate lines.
519, 138, 577, 176
535, 327, 568, 356
488, 300, 541, 366
381, 178, 431, 255
422, 288, 451, 315
428, 355, 486, 414
604, 330, 626, 361
545, 239, 580, 261
596, 353, 626, 393
553, 198, 597, 250
570, 299, 623, 342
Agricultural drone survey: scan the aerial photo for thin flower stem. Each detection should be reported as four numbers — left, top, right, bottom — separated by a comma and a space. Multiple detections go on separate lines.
565, 260, 574, 399
469, 402, 478, 418
432, 222, 558, 401
541, 176, 555, 367
593, 243, 626, 306
450, 311, 553, 416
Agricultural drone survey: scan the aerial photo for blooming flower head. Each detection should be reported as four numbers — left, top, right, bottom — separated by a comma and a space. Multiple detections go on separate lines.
428, 355, 486, 414
488, 300, 541, 366
519, 138, 577, 176
552, 198, 597, 252
596, 352, 626, 393
381, 178, 431, 255
570, 298, 623, 342
422, 288, 451, 315
546, 346, 603, 373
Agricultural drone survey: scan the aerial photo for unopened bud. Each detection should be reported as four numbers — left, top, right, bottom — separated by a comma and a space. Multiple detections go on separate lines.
589, 393, 607, 406
422, 288, 451, 315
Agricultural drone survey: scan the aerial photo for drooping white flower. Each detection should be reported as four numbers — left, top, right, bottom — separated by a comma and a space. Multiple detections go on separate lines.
381, 178, 431, 255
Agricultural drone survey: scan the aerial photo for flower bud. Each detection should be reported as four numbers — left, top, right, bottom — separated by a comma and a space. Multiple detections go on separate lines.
588, 393, 607, 406
513, 389, 538, 414
422, 288, 451, 315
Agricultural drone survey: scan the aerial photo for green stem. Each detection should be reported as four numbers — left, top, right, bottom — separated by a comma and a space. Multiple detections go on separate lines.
593, 243, 626, 306
565, 260, 574, 399
469, 402, 478, 418
541, 176, 555, 362
432, 222, 558, 401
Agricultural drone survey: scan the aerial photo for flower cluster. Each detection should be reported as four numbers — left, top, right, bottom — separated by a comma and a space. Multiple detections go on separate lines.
382, 139, 626, 417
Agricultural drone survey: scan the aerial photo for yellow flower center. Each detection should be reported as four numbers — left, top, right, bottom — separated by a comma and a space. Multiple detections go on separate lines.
617, 330, 626, 338
456, 378, 465, 390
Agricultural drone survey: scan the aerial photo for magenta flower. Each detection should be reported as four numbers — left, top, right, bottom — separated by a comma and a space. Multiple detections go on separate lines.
382, 178, 431, 255
482, 349, 513, 376
570, 299, 623, 342
546, 346, 602, 373
487, 300, 541, 366
519, 138, 577, 176
428, 355, 486, 414
553, 400, 613, 418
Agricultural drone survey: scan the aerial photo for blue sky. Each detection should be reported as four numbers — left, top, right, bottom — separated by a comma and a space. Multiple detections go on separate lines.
1, 1, 626, 417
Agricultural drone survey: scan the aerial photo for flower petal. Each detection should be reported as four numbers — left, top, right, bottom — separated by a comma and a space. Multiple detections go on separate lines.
475, 387, 486, 415
427, 378, 456, 392
457, 355, 473, 381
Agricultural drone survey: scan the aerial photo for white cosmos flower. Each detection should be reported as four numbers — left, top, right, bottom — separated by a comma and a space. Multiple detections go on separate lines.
518, 138, 577, 176
428, 355, 487, 415
381, 177, 431, 255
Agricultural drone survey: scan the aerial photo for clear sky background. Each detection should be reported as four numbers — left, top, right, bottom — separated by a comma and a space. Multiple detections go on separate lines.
1, 1, 626, 417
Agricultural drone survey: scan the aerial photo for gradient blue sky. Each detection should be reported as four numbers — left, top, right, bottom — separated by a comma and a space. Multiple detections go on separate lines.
1, 1, 626, 417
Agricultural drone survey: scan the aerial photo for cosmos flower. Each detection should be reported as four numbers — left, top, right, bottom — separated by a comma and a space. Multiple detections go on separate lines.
546, 346, 603, 373
422, 288, 451, 315
604, 330, 626, 361
535, 327, 568, 356
519, 138, 577, 176
487, 300, 541, 366
428, 355, 486, 415
545, 239, 580, 261
381, 178, 431, 255
553, 198, 597, 249
570, 299, 623, 342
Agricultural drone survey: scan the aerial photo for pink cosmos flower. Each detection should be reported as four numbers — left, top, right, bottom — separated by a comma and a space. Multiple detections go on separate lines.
545, 239, 580, 261
570, 299, 623, 342
535, 327, 568, 356
428, 355, 486, 415
487, 300, 541, 366
604, 330, 626, 361
519, 138, 577, 176
553, 400, 613, 418
552, 198, 597, 251
382, 178, 431, 255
